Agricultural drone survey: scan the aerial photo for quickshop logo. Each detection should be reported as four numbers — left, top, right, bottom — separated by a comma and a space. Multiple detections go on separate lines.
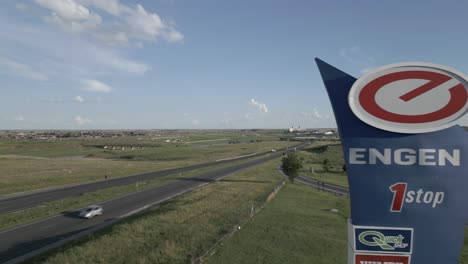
354, 226, 413, 254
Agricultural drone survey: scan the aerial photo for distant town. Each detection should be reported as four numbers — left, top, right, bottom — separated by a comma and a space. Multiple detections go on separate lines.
0, 128, 338, 141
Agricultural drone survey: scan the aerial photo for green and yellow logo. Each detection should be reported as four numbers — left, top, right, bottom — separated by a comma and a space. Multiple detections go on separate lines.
358, 231, 408, 250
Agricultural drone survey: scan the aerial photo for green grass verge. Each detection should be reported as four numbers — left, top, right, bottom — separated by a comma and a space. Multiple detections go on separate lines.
0, 157, 192, 195
88, 140, 293, 162
459, 229, 468, 263
205, 183, 350, 264
301, 167, 348, 187
0, 156, 269, 232
18, 152, 468, 263
0, 139, 294, 195
206, 183, 468, 264
0, 132, 290, 160
299, 143, 348, 187
300, 143, 344, 166
27, 159, 284, 264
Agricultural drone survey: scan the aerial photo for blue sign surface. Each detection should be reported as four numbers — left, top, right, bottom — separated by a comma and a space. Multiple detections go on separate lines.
315, 58, 468, 264
354, 226, 413, 254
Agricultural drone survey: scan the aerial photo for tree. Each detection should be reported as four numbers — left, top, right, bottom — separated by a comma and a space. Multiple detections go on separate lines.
281, 153, 303, 183
322, 159, 330, 172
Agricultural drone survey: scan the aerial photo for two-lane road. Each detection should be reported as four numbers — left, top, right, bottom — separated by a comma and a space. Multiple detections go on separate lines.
0, 144, 303, 215
0, 151, 289, 264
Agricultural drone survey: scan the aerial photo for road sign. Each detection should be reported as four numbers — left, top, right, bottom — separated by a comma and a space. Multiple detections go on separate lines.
348, 63, 468, 134
316, 58, 468, 264
354, 253, 410, 264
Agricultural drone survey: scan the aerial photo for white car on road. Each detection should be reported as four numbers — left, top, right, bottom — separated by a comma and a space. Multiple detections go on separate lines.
79, 205, 103, 219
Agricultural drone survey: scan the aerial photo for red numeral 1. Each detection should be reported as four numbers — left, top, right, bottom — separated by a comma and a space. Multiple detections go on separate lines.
390, 183, 407, 212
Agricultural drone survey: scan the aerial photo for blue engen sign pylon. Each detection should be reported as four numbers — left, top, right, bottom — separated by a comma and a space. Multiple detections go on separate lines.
315, 58, 468, 264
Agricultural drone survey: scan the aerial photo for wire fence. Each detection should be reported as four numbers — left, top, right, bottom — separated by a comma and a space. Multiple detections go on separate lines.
194, 180, 286, 264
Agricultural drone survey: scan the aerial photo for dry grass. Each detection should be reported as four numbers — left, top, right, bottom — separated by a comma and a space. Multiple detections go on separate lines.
299, 143, 348, 187
0, 157, 191, 195
205, 183, 350, 264
28, 159, 284, 264
0, 157, 264, 231
0, 139, 295, 195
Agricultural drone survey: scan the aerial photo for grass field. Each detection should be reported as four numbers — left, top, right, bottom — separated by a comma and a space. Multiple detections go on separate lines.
8, 134, 468, 263
0, 157, 190, 195
0, 130, 288, 159
460, 230, 468, 263
206, 183, 468, 264
27, 159, 286, 264
205, 183, 350, 264
298, 143, 348, 187
0, 133, 294, 195
300, 143, 344, 166
0, 155, 272, 231
88, 140, 293, 161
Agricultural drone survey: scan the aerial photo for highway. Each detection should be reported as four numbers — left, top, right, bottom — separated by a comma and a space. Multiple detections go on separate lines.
0, 144, 301, 215
0, 151, 287, 264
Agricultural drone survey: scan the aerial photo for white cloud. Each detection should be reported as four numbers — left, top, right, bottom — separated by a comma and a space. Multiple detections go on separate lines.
44, 11, 102, 32
1, 0, 168, 86
32, 0, 183, 45
87, 46, 150, 74
79, 0, 122, 16
301, 108, 328, 120
121, 4, 184, 43
313, 108, 322, 119
183, 113, 190, 117
81, 79, 112, 93
191, 119, 200, 126
74, 95, 85, 102
34, 0, 92, 20
125, 5, 164, 39
25, 27, 149, 75
0, 56, 48, 81
74, 115, 91, 125
34, 0, 102, 32
164, 29, 184, 43
249, 98, 269, 113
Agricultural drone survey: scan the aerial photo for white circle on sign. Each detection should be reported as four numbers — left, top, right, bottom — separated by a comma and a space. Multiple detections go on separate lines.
349, 62, 468, 134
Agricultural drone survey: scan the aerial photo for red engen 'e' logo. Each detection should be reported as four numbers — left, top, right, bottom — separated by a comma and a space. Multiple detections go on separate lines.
349, 63, 468, 134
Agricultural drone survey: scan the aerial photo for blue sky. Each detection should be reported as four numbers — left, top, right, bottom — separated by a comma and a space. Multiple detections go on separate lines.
1, 0, 468, 129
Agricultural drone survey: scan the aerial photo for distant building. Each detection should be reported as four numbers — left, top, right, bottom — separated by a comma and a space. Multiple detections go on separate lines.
288, 126, 303, 133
